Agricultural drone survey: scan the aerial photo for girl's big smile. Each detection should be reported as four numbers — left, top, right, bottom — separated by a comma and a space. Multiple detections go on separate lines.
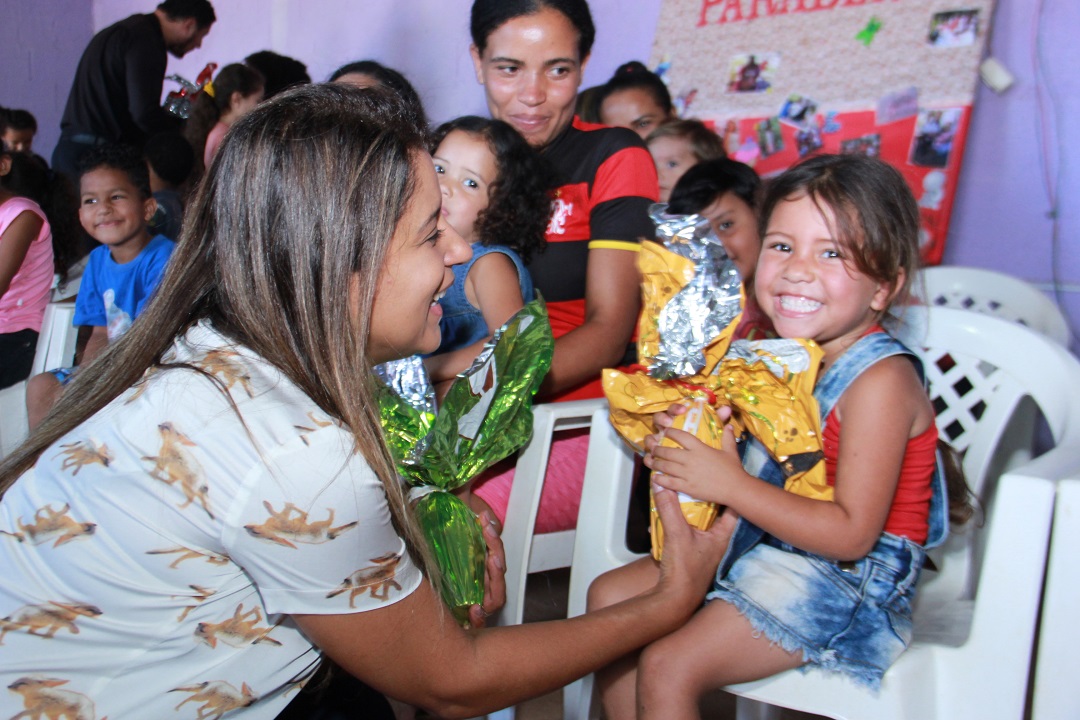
754, 194, 893, 366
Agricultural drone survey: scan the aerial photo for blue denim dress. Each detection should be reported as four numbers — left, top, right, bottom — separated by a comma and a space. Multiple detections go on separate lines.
707, 331, 949, 689
433, 243, 534, 355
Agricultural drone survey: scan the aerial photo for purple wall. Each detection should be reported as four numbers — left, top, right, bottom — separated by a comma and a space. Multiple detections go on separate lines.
946, 0, 1079, 326
1, 0, 93, 159
6, 0, 1077, 345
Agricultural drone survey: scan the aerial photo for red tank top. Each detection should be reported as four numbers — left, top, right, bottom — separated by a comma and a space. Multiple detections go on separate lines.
821, 411, 936, 544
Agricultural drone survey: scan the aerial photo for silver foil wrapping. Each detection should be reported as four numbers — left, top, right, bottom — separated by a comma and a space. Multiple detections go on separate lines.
648, 203, 743, 379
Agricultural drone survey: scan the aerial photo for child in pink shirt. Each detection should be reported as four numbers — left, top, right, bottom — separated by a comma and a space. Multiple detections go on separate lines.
0, 149, 54, 388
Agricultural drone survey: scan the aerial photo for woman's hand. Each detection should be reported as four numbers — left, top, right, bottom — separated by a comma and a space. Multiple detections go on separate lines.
467, 510, 506, 629
648, 481, 735, 618
295, 469, 733, 717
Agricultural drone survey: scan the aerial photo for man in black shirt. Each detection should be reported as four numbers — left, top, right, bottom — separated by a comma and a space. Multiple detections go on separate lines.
52, 0, 216, 183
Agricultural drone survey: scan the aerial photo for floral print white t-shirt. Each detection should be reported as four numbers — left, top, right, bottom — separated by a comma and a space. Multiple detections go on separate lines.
0, 321, 422, 719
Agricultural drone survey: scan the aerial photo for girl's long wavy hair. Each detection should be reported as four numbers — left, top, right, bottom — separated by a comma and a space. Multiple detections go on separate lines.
0, 82, 437, 564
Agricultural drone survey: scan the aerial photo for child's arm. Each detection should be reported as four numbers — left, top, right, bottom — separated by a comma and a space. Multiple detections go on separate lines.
424, 253, 525, 384
80, 326, 109, 365
0, 210, 44, 298
647, 356, 932, 561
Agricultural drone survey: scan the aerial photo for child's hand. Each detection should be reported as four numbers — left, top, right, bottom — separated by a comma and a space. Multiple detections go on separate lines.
644, 415, 744, 507
650, 402, 732, 433
650, 400, 689, 433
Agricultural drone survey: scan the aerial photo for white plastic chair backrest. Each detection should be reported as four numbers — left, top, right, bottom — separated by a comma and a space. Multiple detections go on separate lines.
489, 397, 605, 720
31, 302, 79, 375
0, 303, 78, 459
918, 265, 1071, 346
51, 254, 87, 302
1033, 476, 1080, 720
562, 408, 641, 720
915, 307, 1080, 603
497, 398, 604, 610
0, 382, 30, 458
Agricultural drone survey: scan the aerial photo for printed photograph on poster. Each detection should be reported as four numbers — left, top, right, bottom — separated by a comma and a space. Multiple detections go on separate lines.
721, 119, 741, 156
733, 136, 762, 166
909, 108, 962, 168
821, 111, 842, 134
877, 87, 919, 125
674, 88, 699, 116
726, 53, 780, 93
919, 170, 947, 210
756, 117, 784, 157
795, 120, 823, 157
928, 10, 979, 48
778, 94, 818, 127
840, 133, 882, 157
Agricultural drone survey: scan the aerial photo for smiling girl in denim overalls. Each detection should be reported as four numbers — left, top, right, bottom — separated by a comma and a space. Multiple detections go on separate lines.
591, 154, 970, 719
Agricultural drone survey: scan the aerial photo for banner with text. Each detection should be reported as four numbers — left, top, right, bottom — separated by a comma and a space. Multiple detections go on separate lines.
651, 0, 995, 264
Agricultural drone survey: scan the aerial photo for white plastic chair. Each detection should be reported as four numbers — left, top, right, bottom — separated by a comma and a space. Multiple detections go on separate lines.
1032, 476, 1080, 720
0, 384, 30, 457
50, 253, 88, 302
0, 302, 79, 457
564, 307, 1080, 720
563, 409, 640, 719
919, 265, 1071, 346
487, 397, 605, 720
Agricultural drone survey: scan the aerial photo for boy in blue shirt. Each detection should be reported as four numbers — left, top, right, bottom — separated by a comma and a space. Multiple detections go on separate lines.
26, 144, 174, 428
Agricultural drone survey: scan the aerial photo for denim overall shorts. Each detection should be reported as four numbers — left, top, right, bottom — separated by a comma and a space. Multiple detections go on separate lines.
433, 243, 533, 356
706, 332, 949, 689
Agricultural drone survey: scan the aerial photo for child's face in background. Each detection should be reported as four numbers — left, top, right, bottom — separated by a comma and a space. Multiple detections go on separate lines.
432, 130, 497, 245
599, 88, 668, 140
649, 134, 698, 202
78, 167, 156, 262
1, 128, 34, 154
368, 155, 472, 364
701, 192, 760, 281
754, 194, 892, 365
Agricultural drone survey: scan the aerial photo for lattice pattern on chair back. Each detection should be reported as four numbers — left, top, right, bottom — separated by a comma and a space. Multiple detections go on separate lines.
922, 347, 1000, 453
914, 307, 1079, 605
917, 306, 1074, 498
927, 288, 1015, 320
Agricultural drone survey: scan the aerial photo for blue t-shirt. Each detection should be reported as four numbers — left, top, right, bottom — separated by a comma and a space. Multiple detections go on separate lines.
434, 243, 534, 355
73, 234, 174, 341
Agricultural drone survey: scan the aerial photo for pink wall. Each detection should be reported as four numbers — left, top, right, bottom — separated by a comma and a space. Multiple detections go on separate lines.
4, 0, 1077, 343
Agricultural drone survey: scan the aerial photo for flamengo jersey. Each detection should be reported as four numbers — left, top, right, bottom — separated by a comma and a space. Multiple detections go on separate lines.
529, 117, 658, 400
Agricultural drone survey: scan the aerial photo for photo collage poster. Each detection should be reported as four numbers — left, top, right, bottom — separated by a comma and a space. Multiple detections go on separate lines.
651, 0, 995, 264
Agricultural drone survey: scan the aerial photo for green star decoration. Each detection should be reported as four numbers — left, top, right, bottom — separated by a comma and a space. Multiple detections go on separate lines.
856, 17, 883, 47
